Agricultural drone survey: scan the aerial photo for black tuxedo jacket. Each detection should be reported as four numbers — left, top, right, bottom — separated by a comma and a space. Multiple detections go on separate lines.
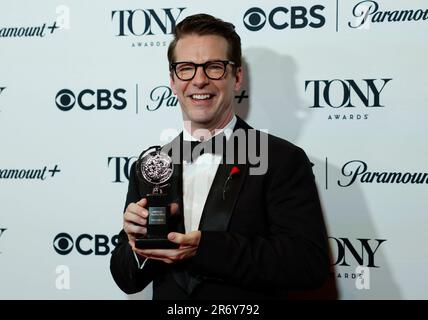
110, 117, 329, 299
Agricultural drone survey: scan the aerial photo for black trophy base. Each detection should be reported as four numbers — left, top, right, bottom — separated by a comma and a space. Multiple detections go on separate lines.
135, 238, 179, 249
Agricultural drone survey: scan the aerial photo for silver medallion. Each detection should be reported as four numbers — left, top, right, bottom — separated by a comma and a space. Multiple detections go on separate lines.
138, 146, 174, 188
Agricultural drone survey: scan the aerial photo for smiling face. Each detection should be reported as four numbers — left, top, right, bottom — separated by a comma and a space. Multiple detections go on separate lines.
170, 34, 243, 133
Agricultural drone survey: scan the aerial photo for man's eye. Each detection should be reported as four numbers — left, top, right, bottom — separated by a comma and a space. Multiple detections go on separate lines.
207, 63, 223, 70
177, 65, 194, 72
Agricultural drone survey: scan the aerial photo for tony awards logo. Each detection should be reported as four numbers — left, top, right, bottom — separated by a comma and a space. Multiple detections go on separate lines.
135, 146, 178, 249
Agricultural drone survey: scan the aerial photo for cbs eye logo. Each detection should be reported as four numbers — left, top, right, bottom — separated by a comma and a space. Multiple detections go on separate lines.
53, 232, 119, 255
243, 7, 267, 31
243, 6, 325, 31
53, 233, 74, 255
55, 88, 127, 111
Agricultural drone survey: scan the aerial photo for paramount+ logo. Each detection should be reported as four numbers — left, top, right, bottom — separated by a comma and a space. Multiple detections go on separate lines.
243, 5, 325, 31
349, 0, 428, 29
55, 88, 127, 111
53, 232, 119, 256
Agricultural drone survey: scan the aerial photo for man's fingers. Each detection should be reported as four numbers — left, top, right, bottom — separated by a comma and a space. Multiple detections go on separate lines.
126, 203, 148, 219
124, 211, 147, 226
124, 223, 147, 236
123, 200, 150, 243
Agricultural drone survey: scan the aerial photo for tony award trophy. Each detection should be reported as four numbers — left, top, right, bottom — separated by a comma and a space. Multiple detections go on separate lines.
135, 146, 179, 249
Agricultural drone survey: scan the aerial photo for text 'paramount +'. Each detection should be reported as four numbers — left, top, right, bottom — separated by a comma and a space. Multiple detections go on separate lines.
0, 165, 61, 180
338, 160, 428, 187
349, 0, 428, 29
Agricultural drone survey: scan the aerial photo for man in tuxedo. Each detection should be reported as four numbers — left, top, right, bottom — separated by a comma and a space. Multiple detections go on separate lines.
110, 14, 329, 299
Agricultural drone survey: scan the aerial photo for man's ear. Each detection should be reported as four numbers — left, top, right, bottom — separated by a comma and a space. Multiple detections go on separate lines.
234, 67, 244, 91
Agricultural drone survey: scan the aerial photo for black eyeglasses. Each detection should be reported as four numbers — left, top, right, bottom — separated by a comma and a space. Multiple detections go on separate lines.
170, 60, 236, 81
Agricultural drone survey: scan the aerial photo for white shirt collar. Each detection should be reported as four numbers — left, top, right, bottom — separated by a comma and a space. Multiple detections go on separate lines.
182, 115, 237, 142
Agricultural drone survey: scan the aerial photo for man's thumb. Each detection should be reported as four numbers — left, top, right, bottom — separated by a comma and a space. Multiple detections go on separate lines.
168, 231, 200, 246
167, 232, 182, 244
136, 198, 147, 207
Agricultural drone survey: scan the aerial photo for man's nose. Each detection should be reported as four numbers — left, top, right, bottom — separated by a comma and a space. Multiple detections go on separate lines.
192, 65, 209, 87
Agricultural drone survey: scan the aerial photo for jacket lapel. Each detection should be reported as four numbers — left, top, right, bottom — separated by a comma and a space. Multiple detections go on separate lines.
198, 162, 248, 231
198, 116, 251, 231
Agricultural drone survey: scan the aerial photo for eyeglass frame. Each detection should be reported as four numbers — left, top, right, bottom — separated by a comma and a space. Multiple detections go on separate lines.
170, 60, 236, 81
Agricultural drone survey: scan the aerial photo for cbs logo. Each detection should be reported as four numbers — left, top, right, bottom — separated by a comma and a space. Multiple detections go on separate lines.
55, 88, 127, 111
53, 232, 119, 255
243, 6, 325, 31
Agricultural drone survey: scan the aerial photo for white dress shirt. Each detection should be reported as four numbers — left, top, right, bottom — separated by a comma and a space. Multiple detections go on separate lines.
182, 115, 236, 232
134, 115, 236, 269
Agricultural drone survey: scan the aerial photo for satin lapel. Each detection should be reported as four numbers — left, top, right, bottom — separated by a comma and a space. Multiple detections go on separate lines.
198, 162, 248, 231
198, 117, 251, 232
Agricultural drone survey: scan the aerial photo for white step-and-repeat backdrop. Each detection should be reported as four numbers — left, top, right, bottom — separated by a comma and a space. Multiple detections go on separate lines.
1, 0, 427, 299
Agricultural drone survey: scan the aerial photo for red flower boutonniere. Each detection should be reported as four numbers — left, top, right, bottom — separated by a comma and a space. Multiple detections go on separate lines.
223, 166, 240, 200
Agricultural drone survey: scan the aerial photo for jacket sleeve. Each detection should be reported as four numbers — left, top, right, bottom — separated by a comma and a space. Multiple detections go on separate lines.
190, 145, 329, 290
109, 162, 161, 294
